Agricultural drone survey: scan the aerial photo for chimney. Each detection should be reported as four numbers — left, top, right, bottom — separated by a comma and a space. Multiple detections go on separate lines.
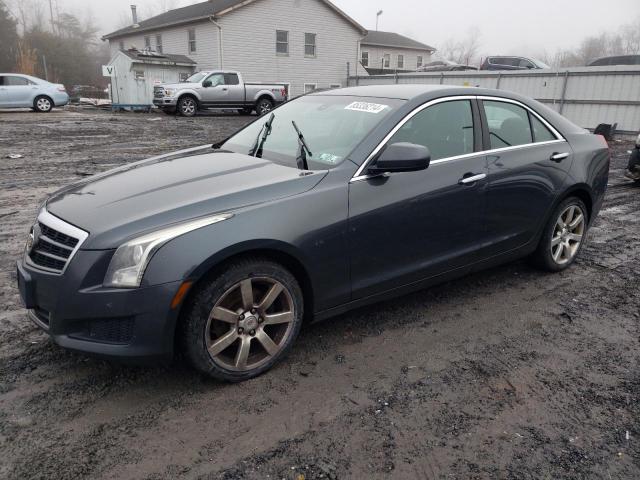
130, 5, 138, 25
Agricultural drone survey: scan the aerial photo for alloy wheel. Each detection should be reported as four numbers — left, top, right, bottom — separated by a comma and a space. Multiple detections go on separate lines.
180, 98, 196, 116
550, 204, 585, 265
205, 277, 295, 372
258, 101, 272, 115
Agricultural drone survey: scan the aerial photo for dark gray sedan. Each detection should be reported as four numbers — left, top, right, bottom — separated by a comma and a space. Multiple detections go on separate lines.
17, 85, 610, 381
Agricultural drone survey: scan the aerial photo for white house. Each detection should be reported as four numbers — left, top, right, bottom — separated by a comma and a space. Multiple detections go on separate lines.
102, 0, 368, 97
359, 30, 436, 74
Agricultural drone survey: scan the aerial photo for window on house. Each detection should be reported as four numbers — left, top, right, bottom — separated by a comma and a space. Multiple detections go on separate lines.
144, 36, 151, 49
383, 54, 390, 68
417, 56, 423, 68
119, 41, 125, 50
361, 51, 369, 67
188, 28, 196, 53
304, 83, 317, 94
304, 33, 316, 57
276, 30, 289, 54
397, 55, 404, 69
134, 70, 145, 80
156, 35, 163, 53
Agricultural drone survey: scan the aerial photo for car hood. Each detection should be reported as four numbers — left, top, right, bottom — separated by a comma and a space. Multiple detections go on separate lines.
46, 145, 327, 249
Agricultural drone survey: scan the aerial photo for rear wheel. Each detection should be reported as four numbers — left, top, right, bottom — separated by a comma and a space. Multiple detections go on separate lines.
177, 96, 198, 117
256, 97, 274, 116
34, 96, 53, 113
182, 258, 304, 382
531, 196, 588, 272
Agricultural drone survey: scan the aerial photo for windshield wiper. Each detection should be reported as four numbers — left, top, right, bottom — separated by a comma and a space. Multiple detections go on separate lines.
292, 121, 312, 170
249, 112, 275, 158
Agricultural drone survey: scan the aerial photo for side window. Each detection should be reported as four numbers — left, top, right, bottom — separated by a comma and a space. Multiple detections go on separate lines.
206, 73, 224, 87
388, 100, 475, 161
530, 115, 556, 142
224, 73, 239, 85
0, 76, 5, 86
6, 76, 30, 86
483, 100, 533, 148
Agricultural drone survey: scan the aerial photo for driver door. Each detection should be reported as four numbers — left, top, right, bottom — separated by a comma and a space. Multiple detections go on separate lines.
348, 98, 488, 299
200, 73, 226, 105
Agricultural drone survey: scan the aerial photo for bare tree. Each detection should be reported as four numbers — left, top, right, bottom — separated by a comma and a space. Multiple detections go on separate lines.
438, 27, 482, 66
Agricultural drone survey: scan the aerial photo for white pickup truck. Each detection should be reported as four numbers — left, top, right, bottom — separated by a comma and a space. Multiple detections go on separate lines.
153, 71, 288, 117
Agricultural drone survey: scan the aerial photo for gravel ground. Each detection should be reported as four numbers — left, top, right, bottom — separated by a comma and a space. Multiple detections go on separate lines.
0, 108, 639, 480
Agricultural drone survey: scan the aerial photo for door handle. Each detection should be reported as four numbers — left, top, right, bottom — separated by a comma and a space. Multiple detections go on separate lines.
459, 173, 487, 185
222, 87, 228, 91
550, 152, 569, 162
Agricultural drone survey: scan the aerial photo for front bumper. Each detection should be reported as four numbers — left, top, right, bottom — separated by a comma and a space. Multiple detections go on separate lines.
153, 97, 177, 108
17, 254, 183, 364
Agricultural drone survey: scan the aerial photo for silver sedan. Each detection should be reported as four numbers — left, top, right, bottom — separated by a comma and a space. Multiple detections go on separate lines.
0, 74, 69, 112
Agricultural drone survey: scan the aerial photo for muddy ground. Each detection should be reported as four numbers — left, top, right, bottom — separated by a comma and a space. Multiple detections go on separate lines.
0, 108, 638, 480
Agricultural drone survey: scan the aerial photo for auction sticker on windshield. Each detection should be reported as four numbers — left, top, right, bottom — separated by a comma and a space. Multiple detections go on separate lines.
345, 102, 389, 114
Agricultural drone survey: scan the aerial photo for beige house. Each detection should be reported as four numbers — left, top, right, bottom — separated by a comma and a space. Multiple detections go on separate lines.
360, 30, 435, 74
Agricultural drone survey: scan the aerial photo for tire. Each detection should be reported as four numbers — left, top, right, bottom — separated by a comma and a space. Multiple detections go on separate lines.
530, 196, 589, 272
182, 257, 304, 382
238, 107, 253, 115
34, 95, 53, 113
177, 96, 198, 117
255, 97, 274, 116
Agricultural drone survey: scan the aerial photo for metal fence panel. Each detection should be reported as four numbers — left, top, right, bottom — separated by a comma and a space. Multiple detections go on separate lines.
347, 67, 640, 134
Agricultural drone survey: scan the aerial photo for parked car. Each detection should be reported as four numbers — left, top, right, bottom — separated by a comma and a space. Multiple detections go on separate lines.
588, 55, 640, 67
17, 85, 610, 382
417, 60, 478, 72
0, 74, 69, 112
480, 56, 551, 70
153, 70, 288, 117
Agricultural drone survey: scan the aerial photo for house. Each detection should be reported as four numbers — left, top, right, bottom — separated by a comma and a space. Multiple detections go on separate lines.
106, 49, 197, 107
359, 30, 435, 75
102, 0, 368, 97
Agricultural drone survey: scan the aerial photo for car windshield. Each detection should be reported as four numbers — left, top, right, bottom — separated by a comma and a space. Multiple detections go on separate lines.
222, 95, 405, 170
532, 59, 551, 69
185, 72, 209, 83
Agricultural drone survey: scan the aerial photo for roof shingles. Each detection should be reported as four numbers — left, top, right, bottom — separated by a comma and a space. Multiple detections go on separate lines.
361, 30, 435, 52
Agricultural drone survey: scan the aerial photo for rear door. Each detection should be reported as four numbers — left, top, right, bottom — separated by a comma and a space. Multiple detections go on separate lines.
479, 97, 572, 256
348, 98, 488, 299
3, 76, 35, 107
223, 73, 244, 103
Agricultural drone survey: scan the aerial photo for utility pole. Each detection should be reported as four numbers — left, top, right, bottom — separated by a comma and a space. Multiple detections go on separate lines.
376, 10, 383, 31
48, 0, 56, 34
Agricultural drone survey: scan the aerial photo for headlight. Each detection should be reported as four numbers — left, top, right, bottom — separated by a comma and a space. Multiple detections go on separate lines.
103, 213, 233, 288
164, 88, 176, 97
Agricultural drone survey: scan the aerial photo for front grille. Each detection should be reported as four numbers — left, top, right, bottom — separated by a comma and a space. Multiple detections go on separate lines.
72, 317, 135, 345
26, 211, 87, 274
39, 222, 79, 248
153, 87, 164, 98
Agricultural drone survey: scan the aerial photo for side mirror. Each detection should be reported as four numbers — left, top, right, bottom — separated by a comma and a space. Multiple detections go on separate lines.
368, 142, 431, 174
202, 80, 212, 88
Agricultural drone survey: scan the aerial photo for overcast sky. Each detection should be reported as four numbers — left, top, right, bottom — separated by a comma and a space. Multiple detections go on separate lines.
59, 0, 639, 57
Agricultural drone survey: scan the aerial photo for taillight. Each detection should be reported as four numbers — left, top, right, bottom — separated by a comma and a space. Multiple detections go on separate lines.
596, 134, 609, 148
57, 86, 66, 92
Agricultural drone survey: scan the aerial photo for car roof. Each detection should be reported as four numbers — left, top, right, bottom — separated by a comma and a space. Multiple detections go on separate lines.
313, 84, 586, 135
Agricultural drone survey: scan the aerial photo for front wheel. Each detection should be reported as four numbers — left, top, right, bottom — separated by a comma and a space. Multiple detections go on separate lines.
531, 196, 588, 272
182, 258, 304, 382
34, 96, 53, 113
177, 96, 198, 117
255, 97, 274, 116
